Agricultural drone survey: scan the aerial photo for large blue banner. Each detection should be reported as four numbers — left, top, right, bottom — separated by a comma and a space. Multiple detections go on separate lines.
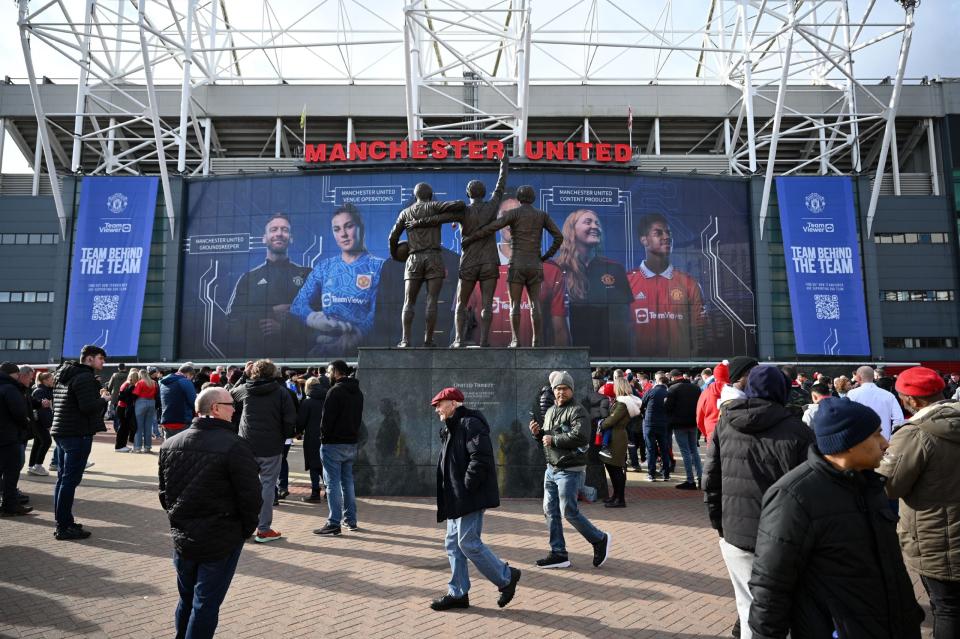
180, 170, 756, 361
63, 177, 158, 357
776, 176, 870, 356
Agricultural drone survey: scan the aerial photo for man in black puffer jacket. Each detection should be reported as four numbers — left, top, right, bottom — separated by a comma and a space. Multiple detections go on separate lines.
159, 386, 262, 639
230, 359, 296, 543
51, 345, 110, 540
0, 363, 32, 516
314, 360, 364, 537
429, 387, 521, 612
748, 398, 924, 638
703, 365, 813, 638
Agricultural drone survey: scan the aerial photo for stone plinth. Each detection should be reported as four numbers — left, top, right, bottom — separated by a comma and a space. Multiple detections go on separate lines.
354, 347, 606, 498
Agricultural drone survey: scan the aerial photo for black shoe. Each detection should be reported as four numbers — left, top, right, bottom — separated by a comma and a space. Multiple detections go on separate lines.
300, 493, 322, 503
731, 617, 741, 638
535, 553, 570, 569
497, 566, 521, 608
429, 593, 469, 611
17, 492, 29, 505
54, 526, 91, 540
675, 481, 697, 490
602, 496, 616, 504
313, 523, 341, 536
604, 500, 626, 508
697, 477, 703, 490
278, 489, 290, 500
1, 505, 33, 517
273, 498, 280, 506
592, 532, 612, 568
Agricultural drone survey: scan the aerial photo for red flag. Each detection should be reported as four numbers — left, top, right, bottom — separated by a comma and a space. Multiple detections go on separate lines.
627, 106, 633, 131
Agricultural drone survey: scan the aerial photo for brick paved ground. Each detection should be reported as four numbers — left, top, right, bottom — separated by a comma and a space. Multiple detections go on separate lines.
1, 436, 933, 638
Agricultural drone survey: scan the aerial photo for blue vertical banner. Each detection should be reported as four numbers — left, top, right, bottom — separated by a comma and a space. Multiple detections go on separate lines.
63, 177, 158, 357
776, 176, 870, 356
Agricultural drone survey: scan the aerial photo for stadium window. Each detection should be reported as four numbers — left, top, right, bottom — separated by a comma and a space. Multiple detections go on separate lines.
881, 289, 955, 302
0, 293, 8, 303
35, 292, 47, 302
9, 292, 22, 302
884, 336, 959, 349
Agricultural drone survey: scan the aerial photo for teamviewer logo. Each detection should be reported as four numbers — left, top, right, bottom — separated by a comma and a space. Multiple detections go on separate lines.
634, 308, 649, 324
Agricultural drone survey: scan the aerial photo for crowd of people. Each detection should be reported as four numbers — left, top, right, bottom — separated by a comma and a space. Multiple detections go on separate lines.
1, 348, 959, 638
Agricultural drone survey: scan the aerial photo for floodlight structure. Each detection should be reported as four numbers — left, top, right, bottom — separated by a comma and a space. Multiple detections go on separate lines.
17, 0, 918, 240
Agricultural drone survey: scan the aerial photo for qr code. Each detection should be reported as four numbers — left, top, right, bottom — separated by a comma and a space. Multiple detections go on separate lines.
91, 295, 119, 321
814, 294, 840, 320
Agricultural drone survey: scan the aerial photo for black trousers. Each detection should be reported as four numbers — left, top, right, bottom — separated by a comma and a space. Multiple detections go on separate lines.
604, 463, 626, 501
28, 428, 52, 466
921, 574, 960, 639
115, 405, 136, 448
0, 443, 21, 512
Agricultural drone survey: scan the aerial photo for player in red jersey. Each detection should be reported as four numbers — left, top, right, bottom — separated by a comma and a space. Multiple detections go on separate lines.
466, 198, 570, 347
627, 213, 707, 358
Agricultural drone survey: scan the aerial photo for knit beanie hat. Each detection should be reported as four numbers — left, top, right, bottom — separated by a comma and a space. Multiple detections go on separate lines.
549, 370, 575, 391
728, 356, 759, 384
813, 397, 881, 454
744, 365, 789, 405
713, 361, 730, 385
599, 382, 616, 399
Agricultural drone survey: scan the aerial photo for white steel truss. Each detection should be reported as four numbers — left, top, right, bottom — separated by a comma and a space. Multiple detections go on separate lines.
16, 1, 919, 238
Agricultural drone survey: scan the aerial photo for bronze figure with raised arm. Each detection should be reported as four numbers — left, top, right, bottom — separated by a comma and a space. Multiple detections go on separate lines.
460, 185, 562, 347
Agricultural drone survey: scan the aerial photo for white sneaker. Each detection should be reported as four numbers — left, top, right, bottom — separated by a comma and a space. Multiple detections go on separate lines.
85, 461, 95, 469
114, 446, 132, 453
27, 464, 48, 476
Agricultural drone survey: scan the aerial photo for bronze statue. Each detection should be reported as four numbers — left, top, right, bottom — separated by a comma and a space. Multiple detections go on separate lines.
405, 155, 509, 347
461, 185, 562, 347
388, 184, 466, 347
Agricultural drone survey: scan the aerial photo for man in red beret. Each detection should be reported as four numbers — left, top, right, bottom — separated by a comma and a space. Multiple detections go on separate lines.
880, 366, 960, 638
429, 387, 520, 612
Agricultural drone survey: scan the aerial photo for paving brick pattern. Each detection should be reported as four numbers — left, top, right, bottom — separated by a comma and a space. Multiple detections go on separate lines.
0, 437, 933, 638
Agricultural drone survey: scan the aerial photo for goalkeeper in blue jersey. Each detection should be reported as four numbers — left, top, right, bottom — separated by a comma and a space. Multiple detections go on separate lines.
291, 205, 385, 355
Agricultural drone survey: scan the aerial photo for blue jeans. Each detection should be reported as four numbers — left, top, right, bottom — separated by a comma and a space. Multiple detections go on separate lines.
52, 435, 93, 528
254, 455, 282, 532
134, 399, 157, 451
320, 444, 357, 528
543, 465, 604, 557
173, 544, 243, 639
444, 510, 511, 597
644, 427, 670, 480
674, 428, 703, 482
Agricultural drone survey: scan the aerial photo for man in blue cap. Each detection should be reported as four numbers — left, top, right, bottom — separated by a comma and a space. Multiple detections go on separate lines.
748, 397, 924, 638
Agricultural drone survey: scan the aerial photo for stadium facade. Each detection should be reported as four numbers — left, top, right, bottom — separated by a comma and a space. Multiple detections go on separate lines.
1, 1, 958, 369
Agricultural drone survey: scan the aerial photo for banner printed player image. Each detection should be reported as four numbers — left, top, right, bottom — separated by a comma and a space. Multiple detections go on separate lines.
179, 171, 756, 360
290, 204, 385, 356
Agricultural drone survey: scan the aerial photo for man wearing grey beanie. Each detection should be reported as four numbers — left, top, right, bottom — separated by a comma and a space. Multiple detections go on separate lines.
747, 398, 923, 638
528, 371, 611, 569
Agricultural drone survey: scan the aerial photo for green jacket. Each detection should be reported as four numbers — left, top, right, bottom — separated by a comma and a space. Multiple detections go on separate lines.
600, 396, 642, 466
880, 400, 960, 581
537, 400, 589, 469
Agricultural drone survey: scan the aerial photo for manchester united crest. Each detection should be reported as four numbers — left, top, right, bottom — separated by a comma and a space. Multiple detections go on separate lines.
670, 287, 684, 302
600, 273, 616, 287
356, 273, 372, 290
293, 276, 304, 287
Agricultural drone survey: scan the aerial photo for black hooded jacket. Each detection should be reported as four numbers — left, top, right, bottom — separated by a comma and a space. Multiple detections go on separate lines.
320, 377, 363, 445
296, 383, 328, 470
0, 373, 30, 445
665, 378, 701, 428
50, 361, 107, 438
230, 379, 296, 457
158, 417, 263, 562
703, 396, 814, 552
748, 446, 924, 639
436, 405, 500, 522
